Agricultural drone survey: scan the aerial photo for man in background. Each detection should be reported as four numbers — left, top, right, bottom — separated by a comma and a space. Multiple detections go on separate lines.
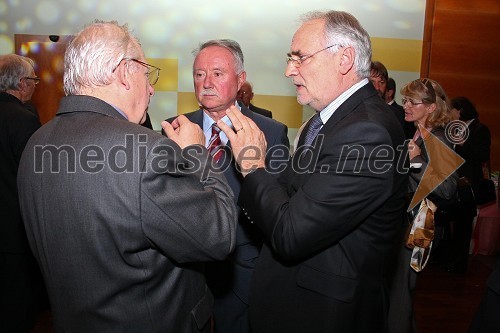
169, 39, 288, 333
237, 80, 273, 118
18, 21, 237, 333
370, 62, 412, 138
386, 77, 414, 138
370, 60, 388, 100
0, 54, 42, 332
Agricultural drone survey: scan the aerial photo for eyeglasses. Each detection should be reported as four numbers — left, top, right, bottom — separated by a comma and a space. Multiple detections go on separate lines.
402, 97, 425, 106
113, 58, 161, 86
24, 77, 40, 85
126, 59, 161, 86
286, 44, 339, 68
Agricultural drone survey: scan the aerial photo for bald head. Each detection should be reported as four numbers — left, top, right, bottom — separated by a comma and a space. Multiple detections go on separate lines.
237, 81, 254, 107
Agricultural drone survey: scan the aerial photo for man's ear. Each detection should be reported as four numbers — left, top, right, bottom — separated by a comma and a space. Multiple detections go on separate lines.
116, 61, 131, 90
18, 78, 27, 92
237, 71, 247, 91
338, 46, 355, 75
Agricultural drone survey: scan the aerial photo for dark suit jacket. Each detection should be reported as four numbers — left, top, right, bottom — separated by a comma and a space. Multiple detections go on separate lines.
168, 104, 289, 332
18, 95, 238, 333
0, 92, 41, 253
238, 83, 408, 332
141, 112, 153, 129
455, 118, 491, 187
249, 103, 272, 118
388, 100, 415, 139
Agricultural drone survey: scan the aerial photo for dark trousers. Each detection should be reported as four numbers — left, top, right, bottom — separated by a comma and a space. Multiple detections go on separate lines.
0, 253, 47, 332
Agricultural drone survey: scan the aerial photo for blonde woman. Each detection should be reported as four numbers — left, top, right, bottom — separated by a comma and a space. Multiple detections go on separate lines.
388, 78, 458, 333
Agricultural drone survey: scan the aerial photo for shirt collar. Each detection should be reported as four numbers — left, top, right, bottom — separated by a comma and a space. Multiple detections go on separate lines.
318, 78, 369, 125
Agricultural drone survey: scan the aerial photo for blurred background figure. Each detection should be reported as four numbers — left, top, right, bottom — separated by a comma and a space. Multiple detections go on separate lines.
443, 96, 492, 274
370, 61, 413, 138
386, 77, 415, 139
388, 78, 457, 333
0, 54, 43, 332
237, 81, 273, 118
369, 60, 388, 99
451, 96, 492, 196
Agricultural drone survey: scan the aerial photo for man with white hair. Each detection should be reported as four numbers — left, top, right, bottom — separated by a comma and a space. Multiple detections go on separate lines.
218, 10, 407, 332
18, 20, 237, 333
0, 53, 42, 333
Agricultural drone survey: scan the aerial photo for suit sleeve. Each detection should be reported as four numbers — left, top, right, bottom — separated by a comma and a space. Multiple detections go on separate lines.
140, 138, 238, 263
13, 111, 41, 165
239, 120, 395, 261
264, 123, 290, 175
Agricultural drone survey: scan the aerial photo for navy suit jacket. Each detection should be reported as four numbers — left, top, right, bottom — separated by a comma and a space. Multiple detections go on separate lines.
168, 103, 289, 305
239, 83, 408, 332
249, 103, 273, 118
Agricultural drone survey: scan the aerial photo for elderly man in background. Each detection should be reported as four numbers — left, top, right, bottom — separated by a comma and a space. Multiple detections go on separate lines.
237, 81, 273, 118
0, 54, 42, 332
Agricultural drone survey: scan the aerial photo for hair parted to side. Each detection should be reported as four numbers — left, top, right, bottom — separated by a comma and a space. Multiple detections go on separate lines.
371, 61, 388, 81
401, 78, 452, 129
192, 39, 245, 74
0, 54, 35, 91
300, 10, 372, 78
63, 20, 142, 95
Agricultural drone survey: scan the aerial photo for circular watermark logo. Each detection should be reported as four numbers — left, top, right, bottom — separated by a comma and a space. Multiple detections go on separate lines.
445, 120, 469, 145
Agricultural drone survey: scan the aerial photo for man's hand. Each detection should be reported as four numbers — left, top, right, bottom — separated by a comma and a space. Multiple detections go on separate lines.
218, 105, 267, 177
162, 115, 205, 149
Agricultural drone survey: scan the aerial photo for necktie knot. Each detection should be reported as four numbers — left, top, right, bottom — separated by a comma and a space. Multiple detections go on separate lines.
212, 124, 221, 136
303, 113, 323, 145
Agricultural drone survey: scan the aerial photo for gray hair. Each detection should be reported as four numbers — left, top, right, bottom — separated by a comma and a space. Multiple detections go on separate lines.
63, 20, 142, 95
192, 39, 244, 74
301, 11, 372, 78
0, 54, 35, 92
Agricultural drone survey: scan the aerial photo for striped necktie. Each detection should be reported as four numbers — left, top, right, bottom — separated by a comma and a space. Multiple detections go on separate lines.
208, 124, 223, 163
303, 113, 323, 145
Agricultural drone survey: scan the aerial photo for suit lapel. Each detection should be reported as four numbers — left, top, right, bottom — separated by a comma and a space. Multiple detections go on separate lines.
296, 83, 377, 149
185, 109, 204, 128
320, 83, 376, 135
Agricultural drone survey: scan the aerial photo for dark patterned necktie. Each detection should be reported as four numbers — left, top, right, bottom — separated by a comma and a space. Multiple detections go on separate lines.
208, 124, 223, 162
303, 113, 323, 145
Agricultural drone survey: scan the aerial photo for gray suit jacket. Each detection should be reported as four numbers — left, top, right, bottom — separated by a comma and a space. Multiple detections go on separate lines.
18, 95, 238, 333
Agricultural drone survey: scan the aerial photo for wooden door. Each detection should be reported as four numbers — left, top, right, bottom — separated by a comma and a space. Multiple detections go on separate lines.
421, 0, 500, 171
15, 34, 72, 124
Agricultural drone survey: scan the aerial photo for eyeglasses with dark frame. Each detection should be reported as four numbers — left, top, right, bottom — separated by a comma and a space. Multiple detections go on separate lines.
401, 97, 425, 106
286, 44, 339, 68
24, 77, 40, 85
